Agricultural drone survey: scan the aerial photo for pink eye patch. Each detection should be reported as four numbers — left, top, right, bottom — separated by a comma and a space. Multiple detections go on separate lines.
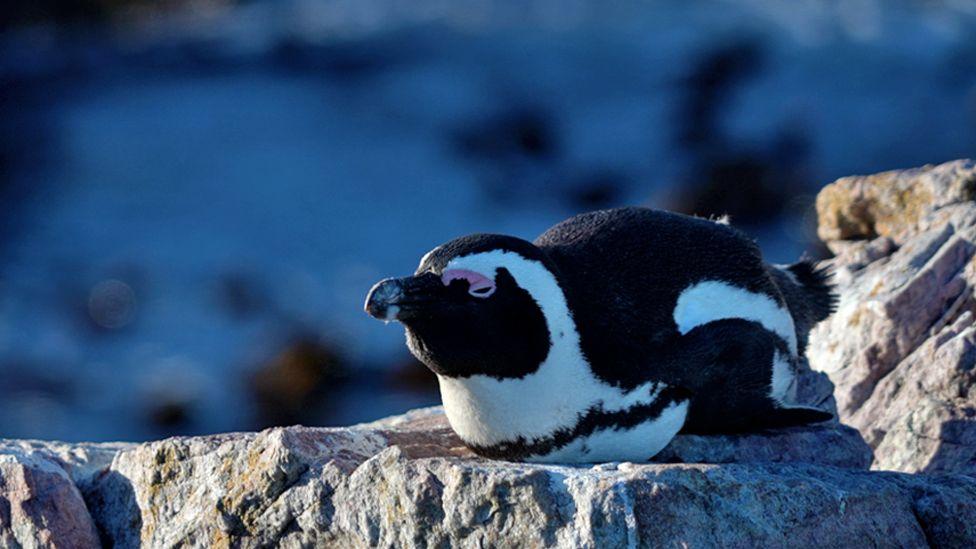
441, 269, 496, 298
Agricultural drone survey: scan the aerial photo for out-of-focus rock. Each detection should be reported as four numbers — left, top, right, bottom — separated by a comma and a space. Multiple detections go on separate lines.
810, 158, 976, 474
250, 336, 347, 428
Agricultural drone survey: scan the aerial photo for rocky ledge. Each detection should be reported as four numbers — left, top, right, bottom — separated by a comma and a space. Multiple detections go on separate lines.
4, 160, 976, 548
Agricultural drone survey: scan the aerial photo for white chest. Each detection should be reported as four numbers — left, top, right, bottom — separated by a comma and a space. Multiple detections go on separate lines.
436, 349, 686, 463
532, 399, 689, 463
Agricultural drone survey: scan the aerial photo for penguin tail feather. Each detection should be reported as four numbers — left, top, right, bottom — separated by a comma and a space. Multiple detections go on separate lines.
762, 405, 834, 429
784, 260, 838, 324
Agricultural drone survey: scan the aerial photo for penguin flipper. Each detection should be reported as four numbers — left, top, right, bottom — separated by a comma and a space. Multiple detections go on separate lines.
759, 405, 833, 429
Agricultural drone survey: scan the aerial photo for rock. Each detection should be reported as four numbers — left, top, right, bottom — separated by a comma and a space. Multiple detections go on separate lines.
0, 446, 103, 548
0, 440, 132, 489
41, 407, 962, 547
652, 424, 869, 468
250, 336, 348, 428
0, 377, 962, 548
810, 158, 976, 474
0, 408, 886, 548
816, 159, 976, 245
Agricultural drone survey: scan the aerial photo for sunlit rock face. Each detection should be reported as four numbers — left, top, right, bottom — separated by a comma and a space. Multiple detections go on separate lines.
5, 161, 976, 547
810, 159, 976, 474
2, 407, 975, 548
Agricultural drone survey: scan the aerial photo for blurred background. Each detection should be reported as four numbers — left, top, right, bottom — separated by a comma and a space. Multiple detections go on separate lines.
1, 0, 975, 442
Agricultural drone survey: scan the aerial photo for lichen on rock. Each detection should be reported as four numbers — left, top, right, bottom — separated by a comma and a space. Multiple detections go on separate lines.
816, 159, 976, 244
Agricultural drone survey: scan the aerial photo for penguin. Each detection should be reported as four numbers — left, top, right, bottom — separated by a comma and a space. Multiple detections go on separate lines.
364, 207, 835, 463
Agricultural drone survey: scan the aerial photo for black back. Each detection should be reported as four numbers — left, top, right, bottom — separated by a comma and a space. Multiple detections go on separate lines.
534, 207, 787, 389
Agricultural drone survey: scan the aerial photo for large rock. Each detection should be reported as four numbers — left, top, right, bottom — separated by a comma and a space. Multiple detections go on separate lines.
73, 409, 972, 547
0, 448, 100, 548
816, 159, 976, 245
0, 408, 916, 548
810, 159, 976, 474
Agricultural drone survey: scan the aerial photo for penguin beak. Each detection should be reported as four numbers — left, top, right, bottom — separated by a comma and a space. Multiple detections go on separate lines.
364, 272, 442, 322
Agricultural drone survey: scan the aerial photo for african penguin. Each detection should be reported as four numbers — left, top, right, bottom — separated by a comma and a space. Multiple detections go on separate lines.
365, 207, 835, 463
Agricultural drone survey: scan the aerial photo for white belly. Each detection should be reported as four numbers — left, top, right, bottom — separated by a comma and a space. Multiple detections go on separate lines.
526, 400, 689, 463
437, 369, 686, 463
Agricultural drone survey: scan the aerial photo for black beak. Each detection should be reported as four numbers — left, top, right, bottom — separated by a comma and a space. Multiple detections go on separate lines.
364, 272, 442, 321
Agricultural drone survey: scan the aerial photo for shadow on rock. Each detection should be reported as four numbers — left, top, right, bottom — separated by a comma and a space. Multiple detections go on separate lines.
83, 469, 142, 548
922, 418, 976, 475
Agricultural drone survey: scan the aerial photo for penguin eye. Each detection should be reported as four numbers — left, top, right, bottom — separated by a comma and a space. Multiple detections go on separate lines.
469, 285, 494, 297
441, 269, 496, 299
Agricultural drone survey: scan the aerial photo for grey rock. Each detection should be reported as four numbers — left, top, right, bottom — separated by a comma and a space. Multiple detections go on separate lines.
0, 395, 962, 549
0, 440, 133, 489
810, 158, 976, 474
68, 409, 966, 547
0, 422, 943, 547
652, 423, 869, 468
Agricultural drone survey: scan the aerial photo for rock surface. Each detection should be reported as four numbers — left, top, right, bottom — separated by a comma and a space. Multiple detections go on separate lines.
0, 441, 127, 549
816, 159, 976, 244
4, 160, 976, 547
810, 159, 976, 474
84, 414, 973, 548
2, 408, 969, 548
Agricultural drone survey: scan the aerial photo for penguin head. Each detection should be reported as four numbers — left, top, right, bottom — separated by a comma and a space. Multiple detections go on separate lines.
365, 234, 558, 379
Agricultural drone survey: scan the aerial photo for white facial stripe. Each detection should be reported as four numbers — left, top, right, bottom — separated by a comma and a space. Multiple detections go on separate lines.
437, 250, 674, 447
673, 280, 797, 355
527, 400, 689, 463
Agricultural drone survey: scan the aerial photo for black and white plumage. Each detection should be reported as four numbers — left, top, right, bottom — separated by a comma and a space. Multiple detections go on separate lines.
365, 207, 835, 463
